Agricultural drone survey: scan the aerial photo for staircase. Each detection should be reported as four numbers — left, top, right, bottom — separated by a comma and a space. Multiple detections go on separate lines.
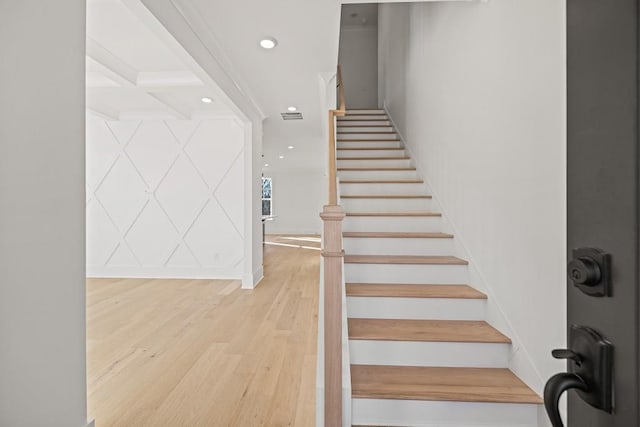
337, 109, 543, 427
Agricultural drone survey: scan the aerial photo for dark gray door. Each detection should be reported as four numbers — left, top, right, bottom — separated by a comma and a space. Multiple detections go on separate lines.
561, 0, 640, 426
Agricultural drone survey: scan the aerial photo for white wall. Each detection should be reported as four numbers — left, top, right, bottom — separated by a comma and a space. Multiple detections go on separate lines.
86, 115, 247, 279
379, 0, 566, 399
264, 169, 325, 235
339, 27, 379, 108
0, 2, 89, 426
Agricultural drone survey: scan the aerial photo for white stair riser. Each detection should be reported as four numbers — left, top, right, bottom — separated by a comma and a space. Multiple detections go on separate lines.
347, 296, 486, 320
338, 170, 418, 180
337, 126, 394, 132
343, 216, 442, 232
351, 399, 540, 427
349, 340, 509, 368
345, 109, 385, 115
343, 237, 454, 256
340, 198, 434, 212
337, 149, 405, 158
336, 120, 391, 126
345, 263, 469, 284
337, 133, 398, 140
340, 182, 426, 195
337, 140, 402, 149
338, 158, 412, 168
339, 115, 389, 121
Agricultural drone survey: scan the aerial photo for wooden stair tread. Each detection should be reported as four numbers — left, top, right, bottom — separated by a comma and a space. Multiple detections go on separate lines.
340, 180, 424, 183
338, 167, 416, 171
337, 124, 391, 128
338, 118, 389, 121
343, 232, 451, 238
344, 255, 468, 265
338, 131, 397, 134
348, 319, 510, 343
337, 147, 404, 151
341, 195, 431, 199
337, 139, 401, 142
345, 283, 486, 299
337, 156, 410, 160
351, 365, 541, 404
346, 212, 441, 217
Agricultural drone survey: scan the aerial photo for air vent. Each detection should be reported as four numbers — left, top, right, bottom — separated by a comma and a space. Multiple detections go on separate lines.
281, 112, 303, 120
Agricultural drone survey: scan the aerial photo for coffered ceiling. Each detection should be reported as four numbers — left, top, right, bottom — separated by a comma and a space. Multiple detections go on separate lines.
86, 0, 234, 120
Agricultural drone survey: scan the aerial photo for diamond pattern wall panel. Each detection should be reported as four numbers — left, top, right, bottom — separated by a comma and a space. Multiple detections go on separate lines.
86, 114, 246, 279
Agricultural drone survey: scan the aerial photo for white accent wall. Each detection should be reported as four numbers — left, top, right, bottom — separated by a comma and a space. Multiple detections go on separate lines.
378, 0, 566, 400
264, 169, 325, 235
86, 114, 247, 279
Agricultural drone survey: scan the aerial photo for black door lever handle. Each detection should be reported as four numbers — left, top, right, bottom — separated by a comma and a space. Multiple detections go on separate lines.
544, 372, 589, 427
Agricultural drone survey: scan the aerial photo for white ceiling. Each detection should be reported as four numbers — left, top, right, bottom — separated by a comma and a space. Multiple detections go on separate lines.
86, 0, 234, 120
169, 0, 343, 171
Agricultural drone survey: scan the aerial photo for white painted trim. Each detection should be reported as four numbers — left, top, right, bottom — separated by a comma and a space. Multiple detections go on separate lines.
242, 266, 264, 289
87, 267, 242, 280
86, 420, 96, 427
384, 106, 546, 395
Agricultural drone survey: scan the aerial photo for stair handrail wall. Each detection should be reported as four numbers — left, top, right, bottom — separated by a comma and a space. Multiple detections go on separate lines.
321, 65, 346, 426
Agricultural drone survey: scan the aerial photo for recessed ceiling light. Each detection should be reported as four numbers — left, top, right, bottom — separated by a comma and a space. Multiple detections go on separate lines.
288, 145, 294, 150
287, 106, 297, 112
279, 155, 284, 159
260, 37, 278, 49
201, 97, 213, 103
264, 163, 269, 167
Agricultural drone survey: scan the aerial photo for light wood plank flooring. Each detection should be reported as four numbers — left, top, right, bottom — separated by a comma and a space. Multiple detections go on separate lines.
87, 235, 321, 426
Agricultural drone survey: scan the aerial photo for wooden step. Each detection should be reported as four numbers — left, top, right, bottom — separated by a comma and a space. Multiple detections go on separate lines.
345, 212, 441, 217
338, 131, 397, 134
338, 117, 389, 121
340, 179, 424, 184
337, 147, 404, 151
337, 167, 416, 171
341, 196, 431, 201
337, 139, 401, 142
337, 124, 392, 128
351, 365, 542, 404
346, 283, 486, 299
344, 255, 468, 265
343, 232, 451, 238
348, 319, 510, 343
337, 156, 409, 160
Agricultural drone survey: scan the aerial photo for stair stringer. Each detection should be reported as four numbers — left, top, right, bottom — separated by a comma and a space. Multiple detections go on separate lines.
384, 107, 550, 426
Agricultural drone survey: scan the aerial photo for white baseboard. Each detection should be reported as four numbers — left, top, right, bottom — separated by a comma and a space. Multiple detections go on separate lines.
86, 420, 95, 427
242, 265, 264, 289
87, 266, 242, 281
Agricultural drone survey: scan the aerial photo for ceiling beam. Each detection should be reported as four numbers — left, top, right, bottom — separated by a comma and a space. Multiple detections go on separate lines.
145, 91, 191, 119
86, 38, 199, 119
86, 38, 137, 87
87, 103, 120, 121
136, 71, 203, 89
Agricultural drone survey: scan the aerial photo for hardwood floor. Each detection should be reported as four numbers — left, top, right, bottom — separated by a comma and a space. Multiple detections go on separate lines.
87, 235, 321, 426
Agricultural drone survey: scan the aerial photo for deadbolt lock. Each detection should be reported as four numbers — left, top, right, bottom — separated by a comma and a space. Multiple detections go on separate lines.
567, 247, 611, 297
